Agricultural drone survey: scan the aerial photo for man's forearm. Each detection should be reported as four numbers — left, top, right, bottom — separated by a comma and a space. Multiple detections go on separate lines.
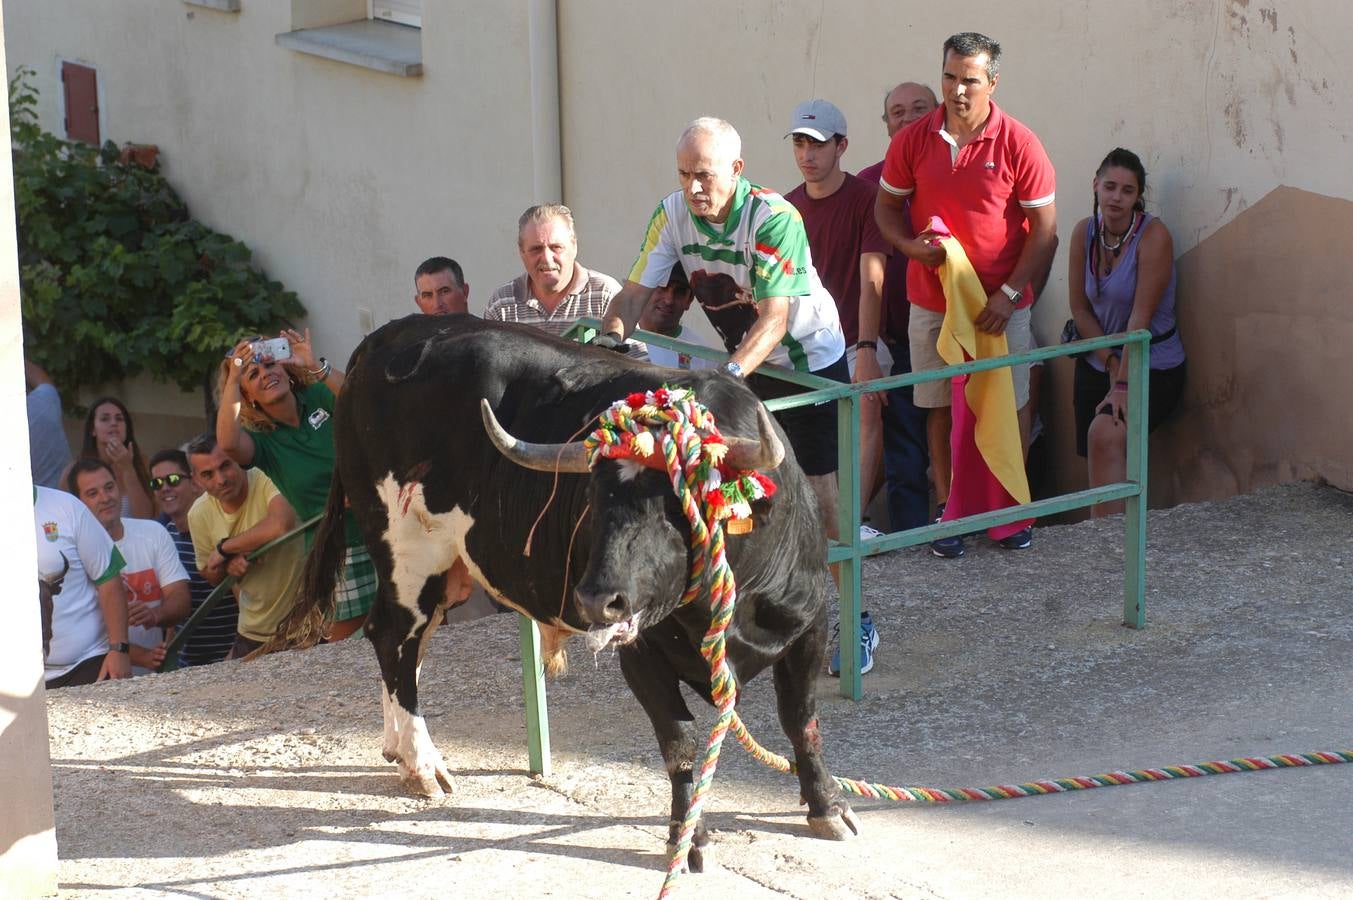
857, 253, 885, 344
600, 282, 652, 338
728, 299, 790, 375
875, 191, 918, 257
97, 579, 129, 644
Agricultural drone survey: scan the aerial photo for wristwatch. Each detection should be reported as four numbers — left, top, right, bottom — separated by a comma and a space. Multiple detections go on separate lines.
724, 361, 744, 379
999, 283, 1023, 305
109, 642, 130, 654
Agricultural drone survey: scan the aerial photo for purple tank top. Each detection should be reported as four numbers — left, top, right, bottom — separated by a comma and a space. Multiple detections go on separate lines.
1083, 213, 1185, 372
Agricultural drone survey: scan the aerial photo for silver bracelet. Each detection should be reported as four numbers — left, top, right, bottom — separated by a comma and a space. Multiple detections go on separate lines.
308, 357, 331, 379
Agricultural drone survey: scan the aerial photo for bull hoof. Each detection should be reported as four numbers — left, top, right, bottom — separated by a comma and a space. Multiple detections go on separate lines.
382, 748, 398, 763
398, 759, 455, 797
807, 804, 862, 841
666, 840, 711, 874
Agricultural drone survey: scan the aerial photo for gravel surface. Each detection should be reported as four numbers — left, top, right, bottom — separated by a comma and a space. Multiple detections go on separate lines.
46, 481, 1353, 898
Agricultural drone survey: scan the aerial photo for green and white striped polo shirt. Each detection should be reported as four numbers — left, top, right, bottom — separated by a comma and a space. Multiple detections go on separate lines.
628, 177, 844, 372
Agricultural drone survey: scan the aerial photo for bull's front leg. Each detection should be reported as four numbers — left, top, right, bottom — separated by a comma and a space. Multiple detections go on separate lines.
773, 618, 862, 840
618, 639, 713, 872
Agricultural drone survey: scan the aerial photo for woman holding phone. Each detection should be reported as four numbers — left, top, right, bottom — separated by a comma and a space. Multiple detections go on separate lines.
76, 396, 156, 519
216, 328, 375, 641
1068, 148, 1186, 517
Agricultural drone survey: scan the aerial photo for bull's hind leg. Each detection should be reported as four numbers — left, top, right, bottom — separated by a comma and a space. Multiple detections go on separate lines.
618, 639, 713, 872
370, 572, 455, 796
773, 620, 861, 840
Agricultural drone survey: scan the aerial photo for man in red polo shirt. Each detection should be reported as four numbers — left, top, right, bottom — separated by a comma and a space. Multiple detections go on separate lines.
875, 31, 1057, 557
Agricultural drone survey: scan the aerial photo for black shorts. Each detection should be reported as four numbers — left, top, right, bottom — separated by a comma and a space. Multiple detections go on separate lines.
747, 353, 849, 477
1073, 357, 1187, 457
45, 653, 107, 689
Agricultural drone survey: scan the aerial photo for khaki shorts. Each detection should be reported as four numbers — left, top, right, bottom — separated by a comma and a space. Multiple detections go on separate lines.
908, 305, 1033, 409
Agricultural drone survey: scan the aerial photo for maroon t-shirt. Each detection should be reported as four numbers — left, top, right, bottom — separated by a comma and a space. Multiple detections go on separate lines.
785, 172, 889, 346
857, 159, 910, 346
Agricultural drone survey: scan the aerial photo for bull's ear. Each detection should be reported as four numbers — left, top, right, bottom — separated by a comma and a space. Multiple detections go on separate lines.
723, 404, 785, 471
480, 399, 591, 473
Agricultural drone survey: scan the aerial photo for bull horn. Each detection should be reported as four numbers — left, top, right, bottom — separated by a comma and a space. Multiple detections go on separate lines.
722, 404, 785, 471
480, 399, 591, 473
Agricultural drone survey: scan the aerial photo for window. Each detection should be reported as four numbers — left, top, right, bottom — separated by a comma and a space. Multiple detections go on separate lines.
370, 0, 419, 28
61, 61, 99, 145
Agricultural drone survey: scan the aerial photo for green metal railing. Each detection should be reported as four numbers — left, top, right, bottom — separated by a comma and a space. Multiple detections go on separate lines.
562, 320, 1153, 706
158, 514, 322, 672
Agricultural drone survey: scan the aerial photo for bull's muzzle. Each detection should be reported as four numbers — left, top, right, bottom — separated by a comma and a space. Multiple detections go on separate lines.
575, 586, 642, 651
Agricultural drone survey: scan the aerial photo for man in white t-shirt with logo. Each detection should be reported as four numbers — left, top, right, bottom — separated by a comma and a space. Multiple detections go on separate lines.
632, 263, 717, 371
35, 485, 130, 687
71, 458, 190, 674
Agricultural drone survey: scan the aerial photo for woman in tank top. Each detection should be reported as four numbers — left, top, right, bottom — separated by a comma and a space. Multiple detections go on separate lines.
1068, 148, 1187, 517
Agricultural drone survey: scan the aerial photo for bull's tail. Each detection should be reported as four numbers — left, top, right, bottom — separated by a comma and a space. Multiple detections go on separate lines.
259, 471, 349, 654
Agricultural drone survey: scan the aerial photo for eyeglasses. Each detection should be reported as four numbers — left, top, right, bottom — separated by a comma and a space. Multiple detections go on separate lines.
149, 473, 186, 491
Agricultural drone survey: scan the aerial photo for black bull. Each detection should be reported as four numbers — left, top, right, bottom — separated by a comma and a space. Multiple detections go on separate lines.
291, 315, 859, 867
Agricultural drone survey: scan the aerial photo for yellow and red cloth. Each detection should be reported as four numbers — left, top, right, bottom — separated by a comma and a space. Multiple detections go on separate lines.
928, 217, 1032, 540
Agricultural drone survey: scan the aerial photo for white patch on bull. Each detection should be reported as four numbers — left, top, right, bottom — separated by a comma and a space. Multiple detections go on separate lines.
373, 473, 581, 637
615, 458, 645, 482
390, 699, 454, 796
380, 685, 400, 762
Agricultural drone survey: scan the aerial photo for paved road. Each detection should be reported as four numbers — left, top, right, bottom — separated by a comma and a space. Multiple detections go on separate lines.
46, 482, 1353, 898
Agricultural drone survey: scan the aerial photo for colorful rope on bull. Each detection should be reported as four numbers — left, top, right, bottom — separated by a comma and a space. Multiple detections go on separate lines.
730, 713, 1353, 802
582, 387, 774, 900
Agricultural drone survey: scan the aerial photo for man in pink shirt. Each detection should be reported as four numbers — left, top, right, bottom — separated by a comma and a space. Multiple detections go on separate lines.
875, 32, 1057, 557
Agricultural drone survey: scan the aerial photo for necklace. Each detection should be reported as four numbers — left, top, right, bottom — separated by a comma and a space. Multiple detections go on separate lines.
1099, 211, 1137, 254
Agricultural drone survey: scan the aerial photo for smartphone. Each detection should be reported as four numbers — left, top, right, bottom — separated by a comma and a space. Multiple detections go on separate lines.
251, 337, 292, 363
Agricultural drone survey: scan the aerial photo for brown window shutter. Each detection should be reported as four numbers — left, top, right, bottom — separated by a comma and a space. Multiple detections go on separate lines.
61, 61, 99, 145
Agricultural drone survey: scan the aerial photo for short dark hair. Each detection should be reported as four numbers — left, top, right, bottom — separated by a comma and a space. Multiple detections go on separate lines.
415, 256, 465, 287
186, 431, 219, 459
943, 32, 1002, 80
665, 262, 690, 293
67, 457, 114, 495
148, 448, 190, 474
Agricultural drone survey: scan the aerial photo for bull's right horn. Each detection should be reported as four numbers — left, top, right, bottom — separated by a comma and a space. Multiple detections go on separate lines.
722, 404, 785, 471
480, 399, 591, 473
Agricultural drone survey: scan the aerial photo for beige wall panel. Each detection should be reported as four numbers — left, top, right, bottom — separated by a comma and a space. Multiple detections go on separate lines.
0, 5, 59, 895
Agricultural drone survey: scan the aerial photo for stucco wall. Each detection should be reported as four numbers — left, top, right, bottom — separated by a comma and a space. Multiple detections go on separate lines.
7, 0, 1352, 500
0, 6, 59, 894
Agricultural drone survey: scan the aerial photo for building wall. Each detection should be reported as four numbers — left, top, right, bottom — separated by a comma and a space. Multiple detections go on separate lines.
0, 5, 60, 894
7, 1, 1352, 501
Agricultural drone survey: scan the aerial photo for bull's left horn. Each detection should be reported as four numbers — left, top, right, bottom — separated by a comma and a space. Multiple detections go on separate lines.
480, 399, 591, 473
723, 404, 785, 471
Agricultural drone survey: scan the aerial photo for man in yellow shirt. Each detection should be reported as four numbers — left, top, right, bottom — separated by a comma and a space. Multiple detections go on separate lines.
186, 432, 304, 658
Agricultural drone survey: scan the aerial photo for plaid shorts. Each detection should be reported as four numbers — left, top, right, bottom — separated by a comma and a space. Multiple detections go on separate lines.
335, 542, 377, 622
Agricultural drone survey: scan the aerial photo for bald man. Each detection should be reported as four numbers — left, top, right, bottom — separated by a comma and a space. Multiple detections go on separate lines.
598, 117, 847, 544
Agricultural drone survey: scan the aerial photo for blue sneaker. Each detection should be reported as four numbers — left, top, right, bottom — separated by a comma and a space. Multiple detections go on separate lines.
829, 612, 880, 676
998, 526, 1033, 550
930, 504, 965, 559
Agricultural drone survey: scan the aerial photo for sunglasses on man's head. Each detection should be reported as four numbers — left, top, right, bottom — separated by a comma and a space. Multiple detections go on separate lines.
149, 473, 186, 491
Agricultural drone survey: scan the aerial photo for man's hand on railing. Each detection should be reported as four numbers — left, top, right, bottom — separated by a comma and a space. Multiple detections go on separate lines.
588, 331, 632, 353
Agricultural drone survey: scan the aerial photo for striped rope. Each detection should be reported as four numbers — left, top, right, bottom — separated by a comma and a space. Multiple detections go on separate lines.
730, 715, 1353, 802
581, 388, 768, 900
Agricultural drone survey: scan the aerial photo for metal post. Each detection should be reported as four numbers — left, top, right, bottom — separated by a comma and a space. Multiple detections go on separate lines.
519, 613, 552, 777
836, 393, 863, 700
1122, 334, 1150, 628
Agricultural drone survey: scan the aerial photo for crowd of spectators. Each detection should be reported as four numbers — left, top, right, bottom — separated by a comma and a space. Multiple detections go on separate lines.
28, 31, 1185, 687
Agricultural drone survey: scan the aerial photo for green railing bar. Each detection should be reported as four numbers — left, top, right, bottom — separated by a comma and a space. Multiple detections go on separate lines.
763, 331, 1153, 411
826, 483, 1142, 562
835, 392, 864, 701
519, 615, 552, 777
1123, 335, 1150, 628
158, 513, 323, 672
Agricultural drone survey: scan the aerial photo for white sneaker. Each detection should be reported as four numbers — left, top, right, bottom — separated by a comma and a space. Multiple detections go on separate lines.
859, 523, 885, 541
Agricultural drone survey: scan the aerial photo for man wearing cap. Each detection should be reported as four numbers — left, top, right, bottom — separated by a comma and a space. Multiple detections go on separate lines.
784, 98, 891, 543
596, 116, 847, 548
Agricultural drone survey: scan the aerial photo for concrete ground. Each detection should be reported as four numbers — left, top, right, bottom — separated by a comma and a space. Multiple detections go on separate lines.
44, 481, 1353, 898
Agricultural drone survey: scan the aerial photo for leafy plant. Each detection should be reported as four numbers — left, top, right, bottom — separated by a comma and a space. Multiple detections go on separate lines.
10, 67, 305, 406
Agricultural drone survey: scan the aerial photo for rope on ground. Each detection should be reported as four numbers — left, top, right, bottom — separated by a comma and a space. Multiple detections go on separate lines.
731, 713, 1353, 802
